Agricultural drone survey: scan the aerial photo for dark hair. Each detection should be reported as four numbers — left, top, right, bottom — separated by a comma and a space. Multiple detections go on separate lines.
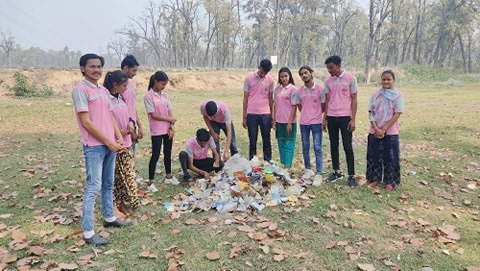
103, 70, 128, 93
205, 101, 218, 117
278, 67, 295, 85
148, 71, 169, 90
79, 53, 105, 67
381, 70, 395, 81
298, 65, 314, 75
196, 128, 210, 142
259, 59, 273, 73
325, 55, 342, 66
121, 55, 139, 69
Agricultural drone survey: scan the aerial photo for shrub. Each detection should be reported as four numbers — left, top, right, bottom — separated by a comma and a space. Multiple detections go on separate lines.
9, 71, 55, 97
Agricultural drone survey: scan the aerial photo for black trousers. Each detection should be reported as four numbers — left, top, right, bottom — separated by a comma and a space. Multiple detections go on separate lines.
327, 116, 355, 175
148, 134, 173, 180
179, 151, 223, 178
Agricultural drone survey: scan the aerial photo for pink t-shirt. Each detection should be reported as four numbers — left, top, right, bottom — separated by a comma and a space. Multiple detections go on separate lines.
368, 89, 404, 135
274, 84, 298, 124
122, 79, 137, 122
200, 101, 232, 124
296, 82, 325, 125
72, 80, 115, 146
243, 71, 274, 114
324, 71, 358, 117
110, 95, 132, 148
185, 137, 216, 160
144, 89, 172, 136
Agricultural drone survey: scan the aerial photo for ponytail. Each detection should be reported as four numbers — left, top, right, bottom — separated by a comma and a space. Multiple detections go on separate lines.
148, 71, 169, 91
103, 70, 128, 93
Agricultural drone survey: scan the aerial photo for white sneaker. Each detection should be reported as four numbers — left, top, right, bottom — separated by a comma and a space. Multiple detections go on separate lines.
312, 174, 323, 187
302, 169, 315, 180
164, 176, 179, 185
147, 183, 158, 193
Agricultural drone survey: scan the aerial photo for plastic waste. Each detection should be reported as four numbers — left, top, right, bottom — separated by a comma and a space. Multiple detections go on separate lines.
224, 154, 252, 176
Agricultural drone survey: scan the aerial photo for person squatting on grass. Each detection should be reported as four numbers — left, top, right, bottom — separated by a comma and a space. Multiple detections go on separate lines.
144, 71, 179, 191
120, 55, 143, 156
242, 59, 275, 162
103, 70, 139, 216
324, 55, 359, 187
366, 70, 404, 191
200, 100, 239, 162
72, 54, 131, 246
297, 66, 326, 187
179, 128, 224, 183
272, 67, 298, 175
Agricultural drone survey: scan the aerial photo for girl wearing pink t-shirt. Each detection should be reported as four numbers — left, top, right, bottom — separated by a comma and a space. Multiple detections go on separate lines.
273, 67, 298, 170
366, 70, 404, 191
144, 71, 178, 189
103, 70, 139, 216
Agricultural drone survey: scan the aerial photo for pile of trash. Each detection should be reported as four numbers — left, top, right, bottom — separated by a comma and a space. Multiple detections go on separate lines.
162, 154, 309, 216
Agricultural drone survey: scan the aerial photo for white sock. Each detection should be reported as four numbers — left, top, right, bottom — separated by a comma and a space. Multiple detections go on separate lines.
83, 230, 95, 239
104, 216, 116, 223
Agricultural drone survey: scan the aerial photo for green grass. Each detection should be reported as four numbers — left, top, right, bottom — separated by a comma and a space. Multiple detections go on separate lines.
0, 76, 479, 271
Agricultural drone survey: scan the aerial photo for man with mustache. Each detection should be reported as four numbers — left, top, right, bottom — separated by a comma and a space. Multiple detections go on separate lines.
72, 54, 131, 246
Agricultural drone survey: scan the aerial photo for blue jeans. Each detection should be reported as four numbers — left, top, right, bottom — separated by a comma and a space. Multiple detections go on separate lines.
246, 113, 272, 161
300, 124, 323, 173
82, 145, 116, 232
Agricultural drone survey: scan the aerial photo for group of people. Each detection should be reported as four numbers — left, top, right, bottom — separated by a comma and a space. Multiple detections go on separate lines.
72, 53, 403, 245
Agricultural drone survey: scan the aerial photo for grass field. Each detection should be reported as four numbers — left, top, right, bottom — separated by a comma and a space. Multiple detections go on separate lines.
0, 70, 479, 271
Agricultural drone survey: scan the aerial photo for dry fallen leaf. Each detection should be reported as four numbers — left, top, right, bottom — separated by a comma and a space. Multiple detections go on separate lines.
184, 218, 199, 225
139, 250, 158, 259
57, 263, 79, 270
357, 263, 375, 271
227, 231, 237, 238
466, 267, 480, 271
205, 251, 220, 261
273, 254, 285, 262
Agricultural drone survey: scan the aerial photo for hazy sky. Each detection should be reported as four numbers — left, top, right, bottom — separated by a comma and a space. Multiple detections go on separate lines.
0, 0, 369, 54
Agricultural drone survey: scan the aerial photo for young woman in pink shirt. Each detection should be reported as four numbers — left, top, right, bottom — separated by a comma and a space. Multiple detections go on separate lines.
103, 70, 139, 216
367, 70, 404, 191
144, 71, 178, 190
272, 67, 298, 173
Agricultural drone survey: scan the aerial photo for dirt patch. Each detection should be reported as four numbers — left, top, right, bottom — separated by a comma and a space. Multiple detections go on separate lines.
0, 68, 253, 97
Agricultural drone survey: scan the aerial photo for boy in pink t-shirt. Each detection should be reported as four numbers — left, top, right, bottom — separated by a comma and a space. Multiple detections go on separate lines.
200, 100, 238, 162
179, 128, 223, 183
324, 55, 358, 187
72, 54, 129, 246
242, 59, 275, 161
121, 55, 143, 155
296, 66, 326, 187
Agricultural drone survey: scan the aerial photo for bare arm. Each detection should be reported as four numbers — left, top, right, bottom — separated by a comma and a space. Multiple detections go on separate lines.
223, 122, 232, 161
348, 93, 357, 132
242, 92, 248, 129
187, 156, 209, 178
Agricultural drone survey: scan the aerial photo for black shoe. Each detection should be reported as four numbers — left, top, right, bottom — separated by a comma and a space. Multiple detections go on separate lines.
347, 176, 358, 187
326, 171, 344, 183
84, 234, 109, 246
103, 219, 132, 228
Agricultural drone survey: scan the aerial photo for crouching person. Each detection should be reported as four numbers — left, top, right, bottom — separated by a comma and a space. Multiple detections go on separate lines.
179, 128, 224, 183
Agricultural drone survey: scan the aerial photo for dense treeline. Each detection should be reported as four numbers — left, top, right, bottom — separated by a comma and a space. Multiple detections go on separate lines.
1, 0, 479, 82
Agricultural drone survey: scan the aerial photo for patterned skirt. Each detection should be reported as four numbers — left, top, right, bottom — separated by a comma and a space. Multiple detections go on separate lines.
114, 147, 139, 209
366, 134, 401, 187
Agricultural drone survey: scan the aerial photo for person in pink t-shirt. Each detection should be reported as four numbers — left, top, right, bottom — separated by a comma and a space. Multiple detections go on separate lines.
72, 54, 130, 246
367, 70, 404, 191
324, 55, 358, 187
200, 100, 238, 162
179, 128, 223, 183
242, 59, 275, 162
121, 55, 143, 155
272, 67, 298, 171
103, 70, 139, 216
296, 66, 326, 187
144, 71, 178, 189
